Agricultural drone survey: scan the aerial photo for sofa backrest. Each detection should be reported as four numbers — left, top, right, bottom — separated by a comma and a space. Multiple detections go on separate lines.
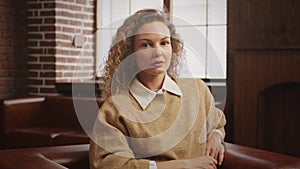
43, 96, 103, 133
0, 96, 46, 134
0, 96, 104, 136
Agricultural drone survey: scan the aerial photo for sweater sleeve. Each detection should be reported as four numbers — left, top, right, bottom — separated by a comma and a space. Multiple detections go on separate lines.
89, 97, 150, 169
198, 80, 227, 139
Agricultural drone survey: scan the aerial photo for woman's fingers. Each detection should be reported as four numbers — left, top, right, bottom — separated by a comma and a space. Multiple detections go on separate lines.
205, 141, 225, 166
218, 146, 225, 166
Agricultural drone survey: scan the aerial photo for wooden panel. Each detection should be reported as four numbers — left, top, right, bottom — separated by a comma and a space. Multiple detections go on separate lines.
228, 50, 300, 156
258, 83, 300, 157
228, 0, 300, 49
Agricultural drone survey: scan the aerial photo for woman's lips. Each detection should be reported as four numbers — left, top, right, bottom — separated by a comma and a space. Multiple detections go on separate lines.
153, 61, 165, 67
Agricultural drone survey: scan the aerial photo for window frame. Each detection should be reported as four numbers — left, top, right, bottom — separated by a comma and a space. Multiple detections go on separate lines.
95, 0, 227, 80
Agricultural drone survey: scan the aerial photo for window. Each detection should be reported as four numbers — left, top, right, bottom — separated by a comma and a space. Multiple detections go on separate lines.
96, 0, 227, 79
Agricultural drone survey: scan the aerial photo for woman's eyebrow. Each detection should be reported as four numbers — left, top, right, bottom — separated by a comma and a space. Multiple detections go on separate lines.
137, 36, 170, 42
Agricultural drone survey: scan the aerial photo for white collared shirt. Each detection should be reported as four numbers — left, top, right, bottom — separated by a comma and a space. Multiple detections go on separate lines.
129, 74, 182, 110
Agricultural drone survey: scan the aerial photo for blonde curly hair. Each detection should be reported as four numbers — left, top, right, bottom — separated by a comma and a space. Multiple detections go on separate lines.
102, 9, 184, 97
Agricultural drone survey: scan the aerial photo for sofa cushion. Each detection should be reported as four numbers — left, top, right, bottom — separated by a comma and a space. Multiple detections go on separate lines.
52, 131, 90, 146
4, 127, 77, 148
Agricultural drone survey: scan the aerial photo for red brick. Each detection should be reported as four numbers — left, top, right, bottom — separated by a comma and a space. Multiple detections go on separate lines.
56, 33, 71, 40
28, 33, 43, 39
45, 79, 55, 85
27, 3, 42, 9
43, 3, 55, 9
44, 18, 55, 24
40, 25, 55, 31
83, 29, 94, 34
83, 7, 94, 13
40, 56, 55, 62
40, 10, 55, 17
56, 18, 69, 25
28, 48, 44, 54
40, 71, 55, 78
70, 20, 82, 26
62, 27, 75, 33
28, 64, 42, 70
40, 41, 56, 46
56, 49, 69, 55
55, 3, 69, 9
81, 65, 94, 70
43, 64, 55, 70
57, 11, 75, 18
67, 58, 78, 63
29, 79, 43, 85
28, 18, 43, 24
70, 5, 82, 11
45, 33, 55, 39
76, 0, 84, 4
57, 41, 72, 48
75, 13, 85, 19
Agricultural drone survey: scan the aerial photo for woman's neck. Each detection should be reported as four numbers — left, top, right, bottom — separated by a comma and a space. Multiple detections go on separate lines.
136, 72, 165, 91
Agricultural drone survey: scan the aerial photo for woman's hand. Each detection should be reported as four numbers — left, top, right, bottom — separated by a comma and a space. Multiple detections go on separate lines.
205, 131, 225, 166
157, 156, 217, 169
184, 156, 218, 169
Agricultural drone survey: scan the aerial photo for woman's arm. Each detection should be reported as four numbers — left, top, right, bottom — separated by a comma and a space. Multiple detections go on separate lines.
197, 79, 226, 166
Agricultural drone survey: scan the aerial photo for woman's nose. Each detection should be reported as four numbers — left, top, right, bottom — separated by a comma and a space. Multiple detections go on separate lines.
152, 48, 163, 58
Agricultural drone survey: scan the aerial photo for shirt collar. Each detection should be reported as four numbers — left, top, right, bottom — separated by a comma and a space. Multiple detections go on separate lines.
129, 74, 182, 110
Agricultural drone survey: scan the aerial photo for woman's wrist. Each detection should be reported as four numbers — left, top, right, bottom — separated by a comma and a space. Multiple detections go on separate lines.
156, 159, 189, 169
210, 130, 224, 144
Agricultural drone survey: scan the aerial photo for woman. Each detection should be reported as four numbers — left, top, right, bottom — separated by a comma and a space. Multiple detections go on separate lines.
90, 9, 226, 169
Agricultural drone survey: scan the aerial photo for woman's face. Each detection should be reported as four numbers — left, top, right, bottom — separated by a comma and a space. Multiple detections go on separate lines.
133, 21, 172, 76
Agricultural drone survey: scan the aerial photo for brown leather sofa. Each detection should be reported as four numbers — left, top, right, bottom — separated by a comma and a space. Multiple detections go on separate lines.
0, 96, 300, 168
0, 142, 299, 169
0, 96, 103, 149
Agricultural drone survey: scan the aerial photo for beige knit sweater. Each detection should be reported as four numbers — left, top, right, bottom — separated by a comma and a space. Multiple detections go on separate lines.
90, 78, 226, 169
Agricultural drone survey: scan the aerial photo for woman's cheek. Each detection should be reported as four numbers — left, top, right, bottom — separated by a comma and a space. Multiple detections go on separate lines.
136, 54, 151, 70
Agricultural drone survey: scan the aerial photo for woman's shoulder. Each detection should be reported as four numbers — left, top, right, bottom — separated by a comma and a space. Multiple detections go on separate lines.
174, 78, 207, 89
102, 91, 130, 104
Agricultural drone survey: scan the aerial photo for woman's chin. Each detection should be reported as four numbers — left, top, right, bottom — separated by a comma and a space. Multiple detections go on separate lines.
141, 68, 166, 76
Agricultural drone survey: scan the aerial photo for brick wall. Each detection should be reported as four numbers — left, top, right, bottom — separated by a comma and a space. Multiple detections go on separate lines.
55, 0, 95, 83
0, 0, 28, 97
27, 0, 95, 95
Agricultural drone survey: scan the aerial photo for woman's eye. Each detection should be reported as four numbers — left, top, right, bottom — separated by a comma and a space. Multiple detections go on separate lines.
141, 43, 151, 48
161, 41, 170, 45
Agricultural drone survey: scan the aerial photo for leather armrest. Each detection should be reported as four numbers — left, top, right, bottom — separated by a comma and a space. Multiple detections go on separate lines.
0, 144, 89, 169
0, 96, 46, 134
220, 142, 300, 169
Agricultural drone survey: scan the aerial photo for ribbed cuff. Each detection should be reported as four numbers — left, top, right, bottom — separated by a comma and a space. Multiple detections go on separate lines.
149, 161, 158, 169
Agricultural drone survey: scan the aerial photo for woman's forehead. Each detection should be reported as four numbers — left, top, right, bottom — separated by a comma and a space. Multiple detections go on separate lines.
134, 21, 170, 37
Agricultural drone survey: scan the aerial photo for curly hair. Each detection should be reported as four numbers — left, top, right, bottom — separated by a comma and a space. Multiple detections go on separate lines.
102, 9, 184, 97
